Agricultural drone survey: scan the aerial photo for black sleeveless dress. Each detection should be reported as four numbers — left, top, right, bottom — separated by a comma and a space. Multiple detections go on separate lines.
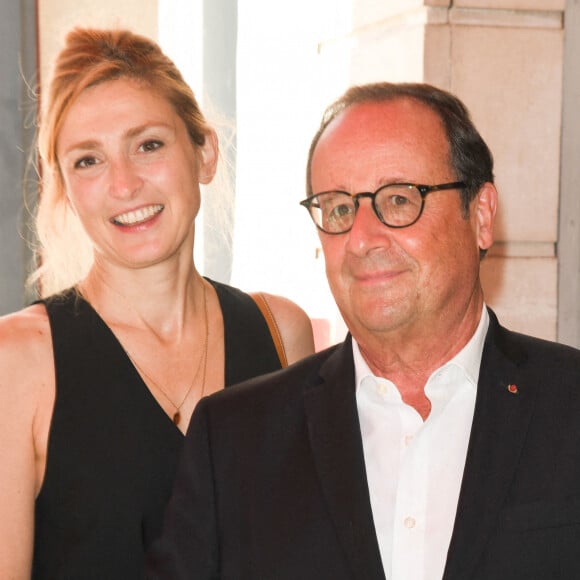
32, 280, 282, 579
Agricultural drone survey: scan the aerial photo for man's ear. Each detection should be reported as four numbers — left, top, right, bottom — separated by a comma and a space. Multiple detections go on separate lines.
475, 181, 497, 252
198, 129, 219, 184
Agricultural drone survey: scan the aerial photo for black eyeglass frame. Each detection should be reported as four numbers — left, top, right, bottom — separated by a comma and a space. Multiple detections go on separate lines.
300, 181, 466, 234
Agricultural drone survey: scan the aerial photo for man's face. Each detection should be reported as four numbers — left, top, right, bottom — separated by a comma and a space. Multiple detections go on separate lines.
310, 98, 494, 344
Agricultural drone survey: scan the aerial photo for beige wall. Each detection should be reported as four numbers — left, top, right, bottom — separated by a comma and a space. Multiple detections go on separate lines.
38, 0, 158, 103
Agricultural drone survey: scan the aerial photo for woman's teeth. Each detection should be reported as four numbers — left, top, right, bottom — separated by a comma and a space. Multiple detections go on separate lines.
112, 204, 164, 225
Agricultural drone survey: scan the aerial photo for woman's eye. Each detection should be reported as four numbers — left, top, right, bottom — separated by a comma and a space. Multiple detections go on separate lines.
74, 156, 98, 169
140, 140, 163, 153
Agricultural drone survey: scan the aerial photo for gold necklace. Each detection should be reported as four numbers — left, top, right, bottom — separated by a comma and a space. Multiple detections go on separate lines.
124, 282, 209, 426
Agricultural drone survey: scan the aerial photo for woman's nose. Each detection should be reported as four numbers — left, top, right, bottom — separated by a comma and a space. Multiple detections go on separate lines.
108, 157, 143, 199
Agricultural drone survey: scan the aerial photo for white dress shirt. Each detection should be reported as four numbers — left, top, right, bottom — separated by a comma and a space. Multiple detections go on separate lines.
354, 306, 489, 580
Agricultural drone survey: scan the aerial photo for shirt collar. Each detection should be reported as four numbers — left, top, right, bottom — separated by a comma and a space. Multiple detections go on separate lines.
353, 304, 490, 389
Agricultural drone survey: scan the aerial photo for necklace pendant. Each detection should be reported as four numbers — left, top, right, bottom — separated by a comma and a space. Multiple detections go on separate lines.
173, 411, 181, 425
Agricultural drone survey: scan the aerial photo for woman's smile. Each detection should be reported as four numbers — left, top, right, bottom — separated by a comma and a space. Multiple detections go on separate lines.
111, 204, 165, 226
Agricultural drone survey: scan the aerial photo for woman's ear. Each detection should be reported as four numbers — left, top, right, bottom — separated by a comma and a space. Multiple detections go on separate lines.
198, 129, 219, 184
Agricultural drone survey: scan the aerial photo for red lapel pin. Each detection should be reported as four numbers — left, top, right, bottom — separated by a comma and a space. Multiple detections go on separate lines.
507, 384, 518, 394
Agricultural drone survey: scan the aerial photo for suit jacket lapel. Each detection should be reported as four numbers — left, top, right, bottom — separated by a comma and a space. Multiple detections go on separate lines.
303, 337, 386, 580
443, 309, 538, 580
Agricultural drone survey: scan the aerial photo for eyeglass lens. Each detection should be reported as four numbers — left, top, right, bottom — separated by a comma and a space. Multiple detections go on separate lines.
311, 184, 423, 233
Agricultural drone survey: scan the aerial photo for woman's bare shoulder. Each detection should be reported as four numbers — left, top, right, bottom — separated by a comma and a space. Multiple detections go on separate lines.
0, 302, 50, 347
0, 303, 53, 388
258, 293, 315, 364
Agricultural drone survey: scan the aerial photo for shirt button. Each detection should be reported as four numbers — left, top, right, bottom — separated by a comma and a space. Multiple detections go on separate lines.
376, 383, 388, 395
404, 435, 414, 446
404, 516, 416, 529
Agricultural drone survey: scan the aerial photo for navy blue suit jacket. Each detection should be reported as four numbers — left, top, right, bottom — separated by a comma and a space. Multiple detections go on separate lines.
146, 309, 580, 579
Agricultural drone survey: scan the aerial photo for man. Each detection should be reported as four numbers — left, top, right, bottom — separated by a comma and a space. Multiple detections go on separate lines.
146, 83, 580, 580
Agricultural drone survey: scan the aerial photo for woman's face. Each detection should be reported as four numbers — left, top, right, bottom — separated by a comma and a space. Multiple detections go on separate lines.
56, 77, 217, 270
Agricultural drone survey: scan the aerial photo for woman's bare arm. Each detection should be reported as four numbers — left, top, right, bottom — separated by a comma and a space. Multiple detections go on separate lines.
0, 305, 54, 579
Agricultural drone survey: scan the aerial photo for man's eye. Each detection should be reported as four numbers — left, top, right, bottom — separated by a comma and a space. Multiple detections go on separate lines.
388, 194, 412, 206
328, 203, 354, 222
330, 204, 353, 217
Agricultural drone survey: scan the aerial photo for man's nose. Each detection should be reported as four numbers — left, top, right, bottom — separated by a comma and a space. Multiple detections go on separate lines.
345, 196, 392, 255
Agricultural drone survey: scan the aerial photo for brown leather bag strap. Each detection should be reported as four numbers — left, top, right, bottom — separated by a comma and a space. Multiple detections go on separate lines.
250, 292, 288, 368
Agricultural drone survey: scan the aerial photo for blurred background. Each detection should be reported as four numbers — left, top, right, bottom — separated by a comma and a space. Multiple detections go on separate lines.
1, 0, 578, 349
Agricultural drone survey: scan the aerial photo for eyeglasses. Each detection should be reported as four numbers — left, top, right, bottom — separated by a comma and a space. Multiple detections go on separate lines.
300, 181, 466, 234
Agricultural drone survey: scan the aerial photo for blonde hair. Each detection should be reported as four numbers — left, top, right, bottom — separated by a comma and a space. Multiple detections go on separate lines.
31, 27, 216, 297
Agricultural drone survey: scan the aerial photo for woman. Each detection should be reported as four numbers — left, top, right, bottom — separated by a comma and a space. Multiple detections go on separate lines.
0, 28, 314, 579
